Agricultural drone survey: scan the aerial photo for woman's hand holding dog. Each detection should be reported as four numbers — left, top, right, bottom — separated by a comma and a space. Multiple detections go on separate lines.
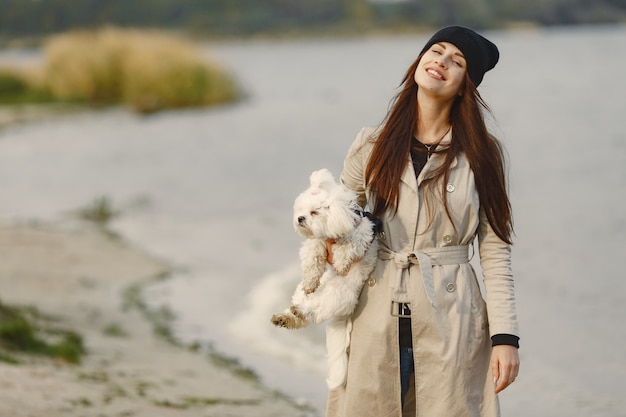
326, 239, 336, 265
326, 239, 362, 276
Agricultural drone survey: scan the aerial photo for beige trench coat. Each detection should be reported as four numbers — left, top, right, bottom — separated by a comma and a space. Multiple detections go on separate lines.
326, 127, 519, 417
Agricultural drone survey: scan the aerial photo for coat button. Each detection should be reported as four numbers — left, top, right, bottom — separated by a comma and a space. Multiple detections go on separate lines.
446, 183, 455, 193
379, 231, 386, 241
446, 282, 456, 292
367, 277, 376, 287
443, 235, 453, 244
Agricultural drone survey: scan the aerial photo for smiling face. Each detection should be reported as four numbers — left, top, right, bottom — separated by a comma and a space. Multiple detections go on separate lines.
414, 41, 467, 102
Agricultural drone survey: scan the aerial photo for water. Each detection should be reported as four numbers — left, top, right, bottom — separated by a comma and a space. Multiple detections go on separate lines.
1, 24, 626, 416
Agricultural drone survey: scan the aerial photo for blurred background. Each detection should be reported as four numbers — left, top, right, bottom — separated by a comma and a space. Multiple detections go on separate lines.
1, 1, 625, 417
1, 0, 626, 39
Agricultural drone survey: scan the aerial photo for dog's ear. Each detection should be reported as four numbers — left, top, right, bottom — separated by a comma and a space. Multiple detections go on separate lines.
326, 194, 357, 238
309, 169, 336, 195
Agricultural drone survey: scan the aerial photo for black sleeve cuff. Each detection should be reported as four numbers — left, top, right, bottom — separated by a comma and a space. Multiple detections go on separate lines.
491, 333, 520, 348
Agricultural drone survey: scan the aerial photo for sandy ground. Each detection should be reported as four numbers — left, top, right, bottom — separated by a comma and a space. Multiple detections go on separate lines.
0, 222, 312, 417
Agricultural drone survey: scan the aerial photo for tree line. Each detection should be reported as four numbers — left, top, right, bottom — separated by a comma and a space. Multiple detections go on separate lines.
1, 0, 625, 39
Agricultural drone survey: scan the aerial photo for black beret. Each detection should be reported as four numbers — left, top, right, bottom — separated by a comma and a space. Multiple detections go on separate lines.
419, 26, 499, 87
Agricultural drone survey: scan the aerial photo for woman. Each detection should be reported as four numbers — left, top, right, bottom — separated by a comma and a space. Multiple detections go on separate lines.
326, 26, 520, 417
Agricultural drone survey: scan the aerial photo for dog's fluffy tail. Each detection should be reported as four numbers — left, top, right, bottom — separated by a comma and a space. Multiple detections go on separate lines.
325, 316, 352, 389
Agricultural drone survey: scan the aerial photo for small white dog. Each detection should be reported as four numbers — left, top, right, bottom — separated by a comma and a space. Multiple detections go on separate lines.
271, 168, 379, 389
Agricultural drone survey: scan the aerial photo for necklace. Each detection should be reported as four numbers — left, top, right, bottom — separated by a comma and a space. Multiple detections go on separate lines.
416, 126, 451, 160
422, 143, 436, 159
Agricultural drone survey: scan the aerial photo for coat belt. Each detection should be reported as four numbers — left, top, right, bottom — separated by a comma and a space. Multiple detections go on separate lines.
378, 243, 470, 310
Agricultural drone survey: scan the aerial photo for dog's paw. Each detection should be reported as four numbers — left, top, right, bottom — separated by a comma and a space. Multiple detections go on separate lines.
271, 313, 303, 329
302, 281, 320, 295
271, 313, 292, 328
333, 261, 352, 277
301, 275, 321, 295
290, 305, 307, 321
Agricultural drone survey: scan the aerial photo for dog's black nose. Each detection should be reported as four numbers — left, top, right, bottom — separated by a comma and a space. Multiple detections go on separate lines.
297, 216, 306, 224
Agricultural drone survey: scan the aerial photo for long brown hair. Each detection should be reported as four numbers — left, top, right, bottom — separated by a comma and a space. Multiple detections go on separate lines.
365, 54, 513, 244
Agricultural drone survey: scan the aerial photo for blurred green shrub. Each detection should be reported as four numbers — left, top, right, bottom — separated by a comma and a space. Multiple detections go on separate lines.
16, 27, 239, 113
0, 69, 27, 96
0, 67, 53, 104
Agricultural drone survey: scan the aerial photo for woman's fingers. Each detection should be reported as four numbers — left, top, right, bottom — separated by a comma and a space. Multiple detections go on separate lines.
491, 345, 520, 394
325, 239, 335, 264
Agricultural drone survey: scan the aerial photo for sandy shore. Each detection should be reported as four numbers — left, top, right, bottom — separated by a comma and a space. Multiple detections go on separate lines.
0, 104, 87, 130
0, 222, 312, 417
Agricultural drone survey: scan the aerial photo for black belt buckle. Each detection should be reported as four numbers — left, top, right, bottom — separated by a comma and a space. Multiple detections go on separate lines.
391, 301, 411, 318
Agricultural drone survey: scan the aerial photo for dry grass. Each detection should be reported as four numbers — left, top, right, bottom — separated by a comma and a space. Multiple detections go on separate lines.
41, 27, 238, 113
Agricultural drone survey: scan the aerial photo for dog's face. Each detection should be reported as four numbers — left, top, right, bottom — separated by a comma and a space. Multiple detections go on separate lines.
293, 169, 359, 240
